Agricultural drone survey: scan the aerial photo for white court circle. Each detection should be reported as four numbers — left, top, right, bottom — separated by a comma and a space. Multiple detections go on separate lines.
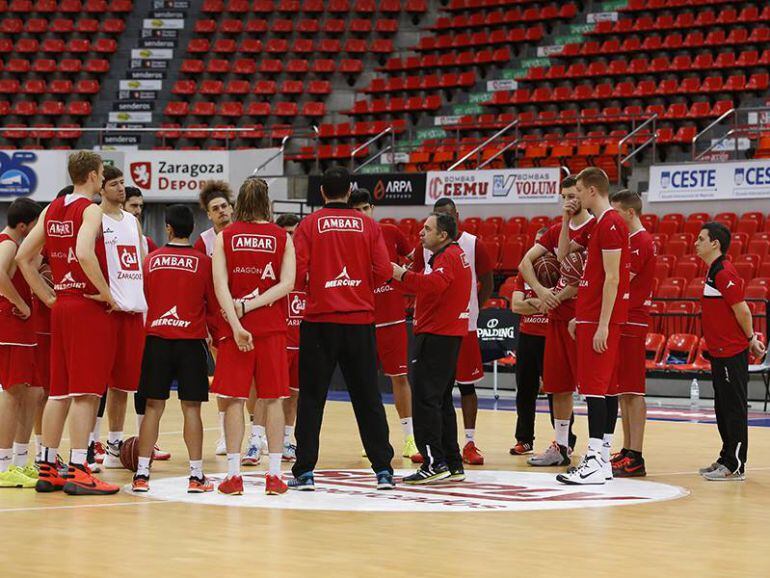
127, 469, 688, 512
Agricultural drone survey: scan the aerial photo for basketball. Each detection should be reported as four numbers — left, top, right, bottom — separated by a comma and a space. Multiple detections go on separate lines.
119, 436, 150, 472
533, 253, 560, 288
560, 251, 587, 287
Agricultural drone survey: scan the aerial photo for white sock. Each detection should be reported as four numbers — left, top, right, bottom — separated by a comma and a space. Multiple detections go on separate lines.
588, 438, 603, 457
554, 419, 570, 448
34, 436, 43, 462
189, 460, 203, 479
12, 443, 29, 467
602, 434, 613, 463
70, 449, 88, 465
0, 448, 12, 472
136, 414, 144, 432
227, 453, 240, 477
88, 432, 95, 445
268, 453, 282, 476
218, 412, 226, 437
42, 446, 58, 464
108, 431, 123, 445
93, 417, 102, 441
283, 425, 294, 446
401, 417, 413, 438
465, 429, 475, 442
136, 456, 151, 477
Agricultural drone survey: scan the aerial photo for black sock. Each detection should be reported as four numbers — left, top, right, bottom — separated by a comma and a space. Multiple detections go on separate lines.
605, 396, 619, 435
586, 397, 607, 441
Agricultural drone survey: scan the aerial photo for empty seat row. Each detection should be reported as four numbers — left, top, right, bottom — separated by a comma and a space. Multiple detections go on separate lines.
193, 17, 399, 35
0, 37, 117, 54
0, 0, 133, 12
431, 3, 577, 30
590, 6, 770, 36
186, 36, 393, 55
164, 100, 325, 118
172, 79, 331, 96
0, 17, 125, 34
201, 0, 425, 14
364, 71, 476, 94
180, 57, 361, 76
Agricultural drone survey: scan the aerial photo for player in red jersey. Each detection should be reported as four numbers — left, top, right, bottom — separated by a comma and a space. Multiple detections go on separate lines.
212, 178, 295, 496
519, 176, 592, 467
411, 199, 493, 465
557, 168, 630, 486
16, 151, 120, 495
606, 190, 655, 477
192, 181, 234, 456
131, 205, 221, 493
0, 199, 43, 488
349, 189, 421, 462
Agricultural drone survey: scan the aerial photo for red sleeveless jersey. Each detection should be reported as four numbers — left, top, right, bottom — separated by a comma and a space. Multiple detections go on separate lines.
44, 194, 107, 298
0, 232, 35, 345
222, 221, 287, 337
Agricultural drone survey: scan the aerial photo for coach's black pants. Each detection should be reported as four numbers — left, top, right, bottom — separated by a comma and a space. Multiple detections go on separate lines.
515, 333, 545, 444
293, 321, 394, 477
711, 349, 749, 474
411, 333, 463, 470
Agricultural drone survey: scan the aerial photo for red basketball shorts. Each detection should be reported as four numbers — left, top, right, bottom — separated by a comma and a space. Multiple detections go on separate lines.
542, 319, 577, 394
576, 322, 622, 397
211, 333, 290, 400
608, 324, 647, 396
49, 296, 116, 399
288, 348, 299, 391
0, 344, 35, 390
109, 312, 145, 393
34, 333, 50, 390
376, 322, 408, 377
456, 330, 484, 384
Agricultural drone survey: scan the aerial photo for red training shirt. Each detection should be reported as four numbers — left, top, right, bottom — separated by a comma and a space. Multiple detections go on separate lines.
144, 244, 221, 340
0, 233, 35, 345
626, 228, 656, 328
375, 223, 413, 327
398, 242, 471, 337
513, 272, 548, 337
576, 208, 630, 325
293, 203, 391, 325
701, 256, 748, 358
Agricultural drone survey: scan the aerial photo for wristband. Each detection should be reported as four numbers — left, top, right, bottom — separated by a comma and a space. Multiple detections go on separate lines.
748, 333, 755, 342
241, 301, 246, 317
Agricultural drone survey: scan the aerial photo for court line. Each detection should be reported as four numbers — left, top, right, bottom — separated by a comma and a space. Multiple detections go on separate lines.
0, 500, 172, 514
645, 466, 770, 477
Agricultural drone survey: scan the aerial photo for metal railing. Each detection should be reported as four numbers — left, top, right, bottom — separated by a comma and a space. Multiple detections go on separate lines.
617, 114, 657, 185
692, 106, 770, 161
350, 126, 395, 173
448, 119, 519, 171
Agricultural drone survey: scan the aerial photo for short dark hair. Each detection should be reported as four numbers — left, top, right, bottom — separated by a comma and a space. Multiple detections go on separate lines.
561, 175, 577, 189
275, 213, 300, 228
56, 185, 74, 198
7, 198, 42, 228
125, 186, 142, 201
431, 211, 457, 241
321, 166, 351, 200
610, 189, 643, 214
102, 165, 123, 185
702, 222, 731, 255
165, 204, 194, 239
349, 188, 372, 207
199, 180, 233, 210
433, 198, 456, 211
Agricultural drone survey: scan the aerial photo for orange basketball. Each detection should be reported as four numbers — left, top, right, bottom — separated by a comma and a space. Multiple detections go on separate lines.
533, 253, 560, 288
560, 251, 586, 287
119, 436, 151, 472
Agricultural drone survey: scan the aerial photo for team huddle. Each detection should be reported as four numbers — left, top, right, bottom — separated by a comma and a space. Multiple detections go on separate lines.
0, 154, 763, 496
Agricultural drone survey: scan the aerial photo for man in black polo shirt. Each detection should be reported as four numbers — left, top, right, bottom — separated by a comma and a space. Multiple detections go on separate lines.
696, 222, 766, 481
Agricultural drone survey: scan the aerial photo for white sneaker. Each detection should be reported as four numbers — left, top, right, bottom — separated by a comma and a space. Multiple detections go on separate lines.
241, 442, 260, 466
556, 453, 607, 485
215, 437, 227, 456
103, 441, 123, 469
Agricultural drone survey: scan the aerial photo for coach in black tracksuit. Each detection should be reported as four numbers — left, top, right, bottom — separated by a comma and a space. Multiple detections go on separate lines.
696, 222, 766, 481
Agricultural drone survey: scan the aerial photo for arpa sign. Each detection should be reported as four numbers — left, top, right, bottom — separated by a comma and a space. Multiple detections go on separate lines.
425, 169, 560, 205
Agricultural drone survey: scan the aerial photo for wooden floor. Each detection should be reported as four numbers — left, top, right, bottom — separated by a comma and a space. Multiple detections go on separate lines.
1, 399, 769, 577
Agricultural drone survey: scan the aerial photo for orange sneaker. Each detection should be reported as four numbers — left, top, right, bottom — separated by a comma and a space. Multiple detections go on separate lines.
218, 475, 243, 495
132, 474, 150, 492
62, 464, 120, 496
265, 474, 288, 495
462, 441, 485, 465
188, 476, 214, 493
35, 462, 66, 493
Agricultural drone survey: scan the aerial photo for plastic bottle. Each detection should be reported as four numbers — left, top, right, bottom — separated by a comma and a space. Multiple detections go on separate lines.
690, 378, 700, 410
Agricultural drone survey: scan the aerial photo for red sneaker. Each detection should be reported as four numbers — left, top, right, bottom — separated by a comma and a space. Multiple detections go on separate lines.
188, 476, 214, 493
509, 441, 534, 456
93, 442, 106, 465
132, 475, 150, 492
610, 450, 627, 466
35, 462, 66, 493
218, 475, 244, 495
152, 445, 171, 461
265, 474, 288, 495
462, 441, 484, 465
63, 464, 120, 495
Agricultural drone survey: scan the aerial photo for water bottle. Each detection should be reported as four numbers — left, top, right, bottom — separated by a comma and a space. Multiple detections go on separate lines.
690, 378, 700, 410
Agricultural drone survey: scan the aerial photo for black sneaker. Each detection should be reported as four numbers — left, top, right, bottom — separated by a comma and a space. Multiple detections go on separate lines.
446, 465, 465, 482
403, 464, 450, 485
376, 470, 396, 490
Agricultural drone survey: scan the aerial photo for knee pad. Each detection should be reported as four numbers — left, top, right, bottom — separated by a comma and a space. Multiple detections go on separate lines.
458, 383, 476, 397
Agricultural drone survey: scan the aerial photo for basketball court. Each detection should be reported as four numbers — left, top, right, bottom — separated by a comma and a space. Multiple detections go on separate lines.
2, 396, 769, 577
